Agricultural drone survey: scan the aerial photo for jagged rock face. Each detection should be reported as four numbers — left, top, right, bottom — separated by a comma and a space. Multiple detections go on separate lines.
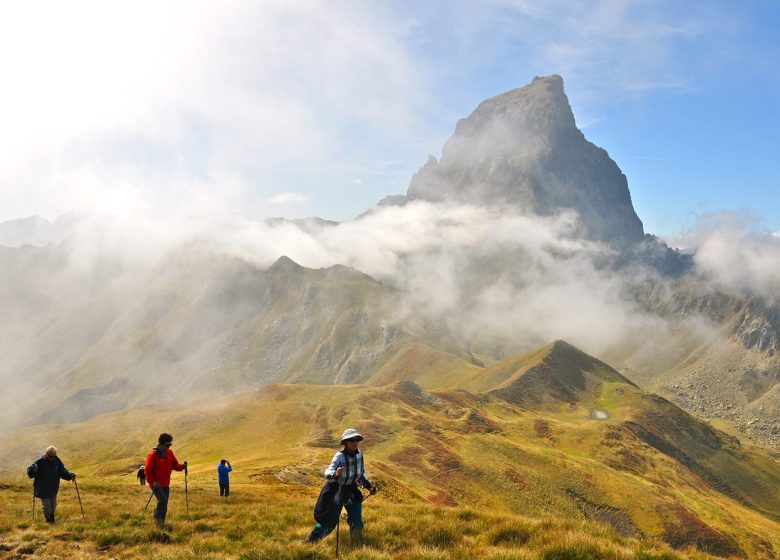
406, 75, 645, 246
735, 305, 779, 355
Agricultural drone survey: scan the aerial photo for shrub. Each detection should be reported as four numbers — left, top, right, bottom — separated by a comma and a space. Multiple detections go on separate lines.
456, 509, 480, 521
541, 544, 605, 560
422, 527, 459, 549
489, 526, 532, 546
240, 547, 330, 560
194, 522, 219, 533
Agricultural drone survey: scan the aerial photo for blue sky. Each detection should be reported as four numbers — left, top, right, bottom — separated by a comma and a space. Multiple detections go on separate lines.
1, 0, 778, 238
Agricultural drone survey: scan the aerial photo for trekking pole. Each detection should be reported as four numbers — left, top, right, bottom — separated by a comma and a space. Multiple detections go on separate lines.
335, 514, 340, 557
31, 487, 36, 521
73, 479, 86, 520
139, 490, 154, 521
184, 465, 189, 516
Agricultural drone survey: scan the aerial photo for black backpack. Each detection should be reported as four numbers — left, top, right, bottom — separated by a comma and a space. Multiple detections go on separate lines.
313, 480, 339, 524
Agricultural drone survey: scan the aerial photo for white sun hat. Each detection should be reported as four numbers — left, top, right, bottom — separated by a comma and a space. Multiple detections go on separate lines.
339, 428, 364, 443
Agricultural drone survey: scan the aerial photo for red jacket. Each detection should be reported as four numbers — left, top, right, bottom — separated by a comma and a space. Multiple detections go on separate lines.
145, 447, 185, 488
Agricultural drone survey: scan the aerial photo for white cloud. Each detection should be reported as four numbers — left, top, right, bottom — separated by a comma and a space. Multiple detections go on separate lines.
270, 192, 309, 205
695, 229, 780, 302
36, 199, 684, 358
0, 0, 426, 222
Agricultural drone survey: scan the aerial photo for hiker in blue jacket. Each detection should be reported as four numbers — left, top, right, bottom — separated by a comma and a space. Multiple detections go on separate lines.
307, 428, 377, 543
217, 459, 232, 497
26, 446, 76, 523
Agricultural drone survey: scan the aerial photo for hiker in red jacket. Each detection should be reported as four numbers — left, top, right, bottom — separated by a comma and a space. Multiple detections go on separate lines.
144, 433, 187, 528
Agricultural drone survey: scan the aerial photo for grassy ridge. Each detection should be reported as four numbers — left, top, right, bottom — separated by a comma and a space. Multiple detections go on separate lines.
1, 341, 779, 558
1, 381, 778, 558
0, 478, 719, 560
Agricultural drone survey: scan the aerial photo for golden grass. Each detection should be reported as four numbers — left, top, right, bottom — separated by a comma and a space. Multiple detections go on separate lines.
0, 477, 718, 560
1, 370, 779, 559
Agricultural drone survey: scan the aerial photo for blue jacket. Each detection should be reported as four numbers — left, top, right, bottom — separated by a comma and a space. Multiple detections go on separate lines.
217, 463, 232, 483
27, 456, 73, 498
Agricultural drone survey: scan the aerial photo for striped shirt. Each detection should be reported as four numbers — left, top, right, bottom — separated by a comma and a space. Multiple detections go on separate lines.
324, 450, 372, 504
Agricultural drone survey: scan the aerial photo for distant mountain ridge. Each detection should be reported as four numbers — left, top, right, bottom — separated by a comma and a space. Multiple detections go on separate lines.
1, 75, 779, 451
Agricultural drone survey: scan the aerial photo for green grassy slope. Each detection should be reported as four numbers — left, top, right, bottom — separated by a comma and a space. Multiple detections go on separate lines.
2, 339, 779, 559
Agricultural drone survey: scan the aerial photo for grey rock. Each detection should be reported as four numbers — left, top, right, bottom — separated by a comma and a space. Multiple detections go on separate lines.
404, 75, 645, 247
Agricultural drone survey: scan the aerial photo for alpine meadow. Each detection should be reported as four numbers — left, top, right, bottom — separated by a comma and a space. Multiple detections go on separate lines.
2, 4, 780, 560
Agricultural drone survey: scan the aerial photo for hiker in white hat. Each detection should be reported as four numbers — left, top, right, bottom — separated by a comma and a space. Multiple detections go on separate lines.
306, 428, 377, 543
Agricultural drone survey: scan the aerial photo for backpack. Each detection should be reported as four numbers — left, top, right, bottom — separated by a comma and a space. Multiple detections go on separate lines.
313, 480, 339, 523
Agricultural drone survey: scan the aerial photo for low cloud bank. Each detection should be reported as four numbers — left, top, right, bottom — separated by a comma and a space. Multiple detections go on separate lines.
0, 201, 752, 430
666, 211, 780, 303
5, 200, 715, 356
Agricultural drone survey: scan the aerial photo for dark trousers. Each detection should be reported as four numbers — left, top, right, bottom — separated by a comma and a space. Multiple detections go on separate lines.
40, 495, 58, 523
307, 501, 363, 542
219, 482, 229, 496
152, 487, 170, 525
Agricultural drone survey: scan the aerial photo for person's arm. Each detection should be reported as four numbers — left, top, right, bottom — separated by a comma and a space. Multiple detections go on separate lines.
145, 452, 157, 487
226, 464, 232, 473
324, 452, 344, 481
358, 473, 372, 488
59, 459, 75, 481
170, 450, 186, 471
357, 454, 376, 492
26, 460, 39, 479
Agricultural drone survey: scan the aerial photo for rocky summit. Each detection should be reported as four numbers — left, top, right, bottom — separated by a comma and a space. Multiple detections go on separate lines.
402, 75, 645, 247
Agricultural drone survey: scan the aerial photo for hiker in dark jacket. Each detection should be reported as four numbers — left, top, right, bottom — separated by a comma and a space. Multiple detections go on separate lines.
144, 433, 187, 529
307, 428, 377, 543
26, 446, 76, 523
137, 465, 146, 486
217, 459, 232, 497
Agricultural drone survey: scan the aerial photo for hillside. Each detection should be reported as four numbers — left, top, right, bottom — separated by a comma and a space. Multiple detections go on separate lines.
2, 75, 779, 454
2, 342, 778, 559
0, 246, 472, 428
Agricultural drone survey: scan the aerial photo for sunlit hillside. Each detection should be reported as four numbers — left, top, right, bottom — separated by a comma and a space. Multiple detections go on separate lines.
2, 342, 778, 559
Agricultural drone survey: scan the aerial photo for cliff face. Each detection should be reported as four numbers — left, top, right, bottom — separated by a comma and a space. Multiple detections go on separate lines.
406, 75, 645, 247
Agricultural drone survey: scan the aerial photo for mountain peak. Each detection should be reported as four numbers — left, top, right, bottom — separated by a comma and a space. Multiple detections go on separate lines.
458, 74, 574, 138
268, 255, 305, 274
405, 75, 644, 247
465, 340, 636, 408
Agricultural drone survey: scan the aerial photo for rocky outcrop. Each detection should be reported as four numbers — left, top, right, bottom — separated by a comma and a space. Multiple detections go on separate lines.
735, 308, 779, 355
401, 75, 645, 247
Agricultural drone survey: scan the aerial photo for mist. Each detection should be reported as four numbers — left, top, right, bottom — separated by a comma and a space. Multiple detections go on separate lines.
0, 197, 729, 437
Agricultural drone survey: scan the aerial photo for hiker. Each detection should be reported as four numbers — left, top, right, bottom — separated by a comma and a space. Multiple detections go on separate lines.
144, 433, 187, 529
306, 428, 377, 543
26, 446, 77, 523
217, 459, 232, 497
137, 465, 146, 486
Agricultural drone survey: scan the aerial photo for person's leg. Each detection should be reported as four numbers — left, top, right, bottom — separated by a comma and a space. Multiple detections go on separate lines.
219, 482, 225, 496
152, 487, 169, 527
41, 496, 55, 523
346, 502, 364, 536
224, 481, 230, 497
306, 503, 341, 542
